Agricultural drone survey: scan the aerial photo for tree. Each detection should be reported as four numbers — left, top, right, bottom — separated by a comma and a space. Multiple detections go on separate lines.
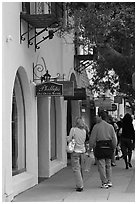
66, 2, 135, 100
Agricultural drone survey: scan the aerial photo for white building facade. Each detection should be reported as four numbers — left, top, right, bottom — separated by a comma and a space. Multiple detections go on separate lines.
2, 2, 94, 201
3, 2, 72, 201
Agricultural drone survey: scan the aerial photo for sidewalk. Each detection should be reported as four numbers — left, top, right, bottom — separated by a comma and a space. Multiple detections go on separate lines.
13, 151, 135, 202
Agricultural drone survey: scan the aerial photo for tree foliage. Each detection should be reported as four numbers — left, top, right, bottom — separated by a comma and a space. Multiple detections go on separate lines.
67, 2, 135, 100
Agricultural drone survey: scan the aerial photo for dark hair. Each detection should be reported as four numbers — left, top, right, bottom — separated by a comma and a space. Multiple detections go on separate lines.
123, 113, 132, 125
98, 110, 107, 120
122, 113, 135, 139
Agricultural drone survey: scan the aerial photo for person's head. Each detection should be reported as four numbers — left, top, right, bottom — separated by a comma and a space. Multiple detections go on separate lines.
123, 113, 132, 124
98, 110, 108, 121
119, 114, 123, 120
75, 117, 85, 129
95, 115, 102, 123
107, 115, 113, 124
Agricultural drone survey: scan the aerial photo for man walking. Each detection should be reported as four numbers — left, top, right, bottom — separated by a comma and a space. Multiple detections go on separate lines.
89, 110, 117, 188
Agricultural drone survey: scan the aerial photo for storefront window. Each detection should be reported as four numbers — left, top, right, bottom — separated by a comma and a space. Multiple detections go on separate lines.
12, 73, 26, 176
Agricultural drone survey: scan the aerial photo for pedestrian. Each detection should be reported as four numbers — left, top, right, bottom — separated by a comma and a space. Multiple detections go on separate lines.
89, 110, 117, 189
107, 115, 118, 166
67, 117, 86, 192
120, 113, 135, 169
115, 115, 123, 160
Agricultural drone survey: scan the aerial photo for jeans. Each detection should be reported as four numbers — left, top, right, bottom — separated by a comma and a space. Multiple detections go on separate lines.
71, 152, 85, 188
111, 149, 116, 164
121, 138, 133, 166
97, 158, 112, 184
121, 138, 133, 158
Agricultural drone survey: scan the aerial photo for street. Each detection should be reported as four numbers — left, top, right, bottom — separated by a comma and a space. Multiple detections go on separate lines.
13, 150, 135, 202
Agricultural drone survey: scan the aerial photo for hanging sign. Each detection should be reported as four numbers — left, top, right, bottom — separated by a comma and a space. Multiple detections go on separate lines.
57, 81, 74, 96
36, 82, 63, 96
94, 97, 112, 109
64, 88, 86, 100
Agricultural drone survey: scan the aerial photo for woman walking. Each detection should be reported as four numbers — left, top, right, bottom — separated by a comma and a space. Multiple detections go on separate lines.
67, 117, 86, 192
120, 113, 135, 169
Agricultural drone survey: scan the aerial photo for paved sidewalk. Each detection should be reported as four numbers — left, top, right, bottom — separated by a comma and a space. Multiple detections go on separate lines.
13, 151, 135, 202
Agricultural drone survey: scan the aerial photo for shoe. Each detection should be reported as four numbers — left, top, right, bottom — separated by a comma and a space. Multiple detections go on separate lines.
76, 187, 83, 192
111, 163, 116, 167
101, 183, 108, 189
125, 165, 129, 169
107, 182, 113, 187
128, 163, 132, 168
84, 169, 89, 172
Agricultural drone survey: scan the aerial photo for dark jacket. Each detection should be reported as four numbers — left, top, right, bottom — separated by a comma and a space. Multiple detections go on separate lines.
121, 113, 135, 142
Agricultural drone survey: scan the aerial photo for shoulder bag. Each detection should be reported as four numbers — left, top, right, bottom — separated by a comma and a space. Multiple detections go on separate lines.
94, 140, 113, 159
67, 128, 76, 153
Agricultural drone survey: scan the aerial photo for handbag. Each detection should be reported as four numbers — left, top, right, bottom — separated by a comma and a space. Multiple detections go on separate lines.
67, 139, 76, 153
118, 128, 122, 135
94, 140, 113, 159
67, 128, 76, 153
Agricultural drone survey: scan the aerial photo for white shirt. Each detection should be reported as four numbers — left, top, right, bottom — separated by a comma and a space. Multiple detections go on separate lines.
68, 127, 86, 153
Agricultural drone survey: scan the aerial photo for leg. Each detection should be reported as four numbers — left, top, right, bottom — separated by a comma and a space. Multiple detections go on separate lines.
97, 159, 108, 185
93, 148, 97, 165
106, 158, 112, 184
127, 140, 133, 167
121, 140, 128, 169
80, 153, 85, 177
94, 157, 97, 165
84, 155, 92, 172
128, 151, 132, 164
71, 152, 84, 189
111, 149, 116, 166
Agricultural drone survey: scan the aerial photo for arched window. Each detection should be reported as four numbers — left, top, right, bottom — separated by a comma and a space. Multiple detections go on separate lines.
12, 72, 26, 176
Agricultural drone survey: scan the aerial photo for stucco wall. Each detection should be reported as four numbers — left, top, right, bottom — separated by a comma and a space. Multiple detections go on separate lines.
2, 2, 75, 201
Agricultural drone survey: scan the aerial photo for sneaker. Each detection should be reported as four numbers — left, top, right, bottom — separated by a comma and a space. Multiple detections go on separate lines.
126, 164, 129, 169
101, 183, 108, 189
111, 163, 116, 167
76, 187, 83, 192
107, 182, 113, 187
128, 163, 132, 168
84, 169, 90, 172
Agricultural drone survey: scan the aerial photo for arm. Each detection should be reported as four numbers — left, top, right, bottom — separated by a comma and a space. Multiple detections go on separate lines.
67, 127, 74, 142
131, 125, 135, 143
89, 125, 97, 150
111, 126, 117, 149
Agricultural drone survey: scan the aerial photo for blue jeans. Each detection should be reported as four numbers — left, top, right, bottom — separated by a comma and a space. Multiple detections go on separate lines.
71, 152, 85, 188
97, 158, 112, 184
